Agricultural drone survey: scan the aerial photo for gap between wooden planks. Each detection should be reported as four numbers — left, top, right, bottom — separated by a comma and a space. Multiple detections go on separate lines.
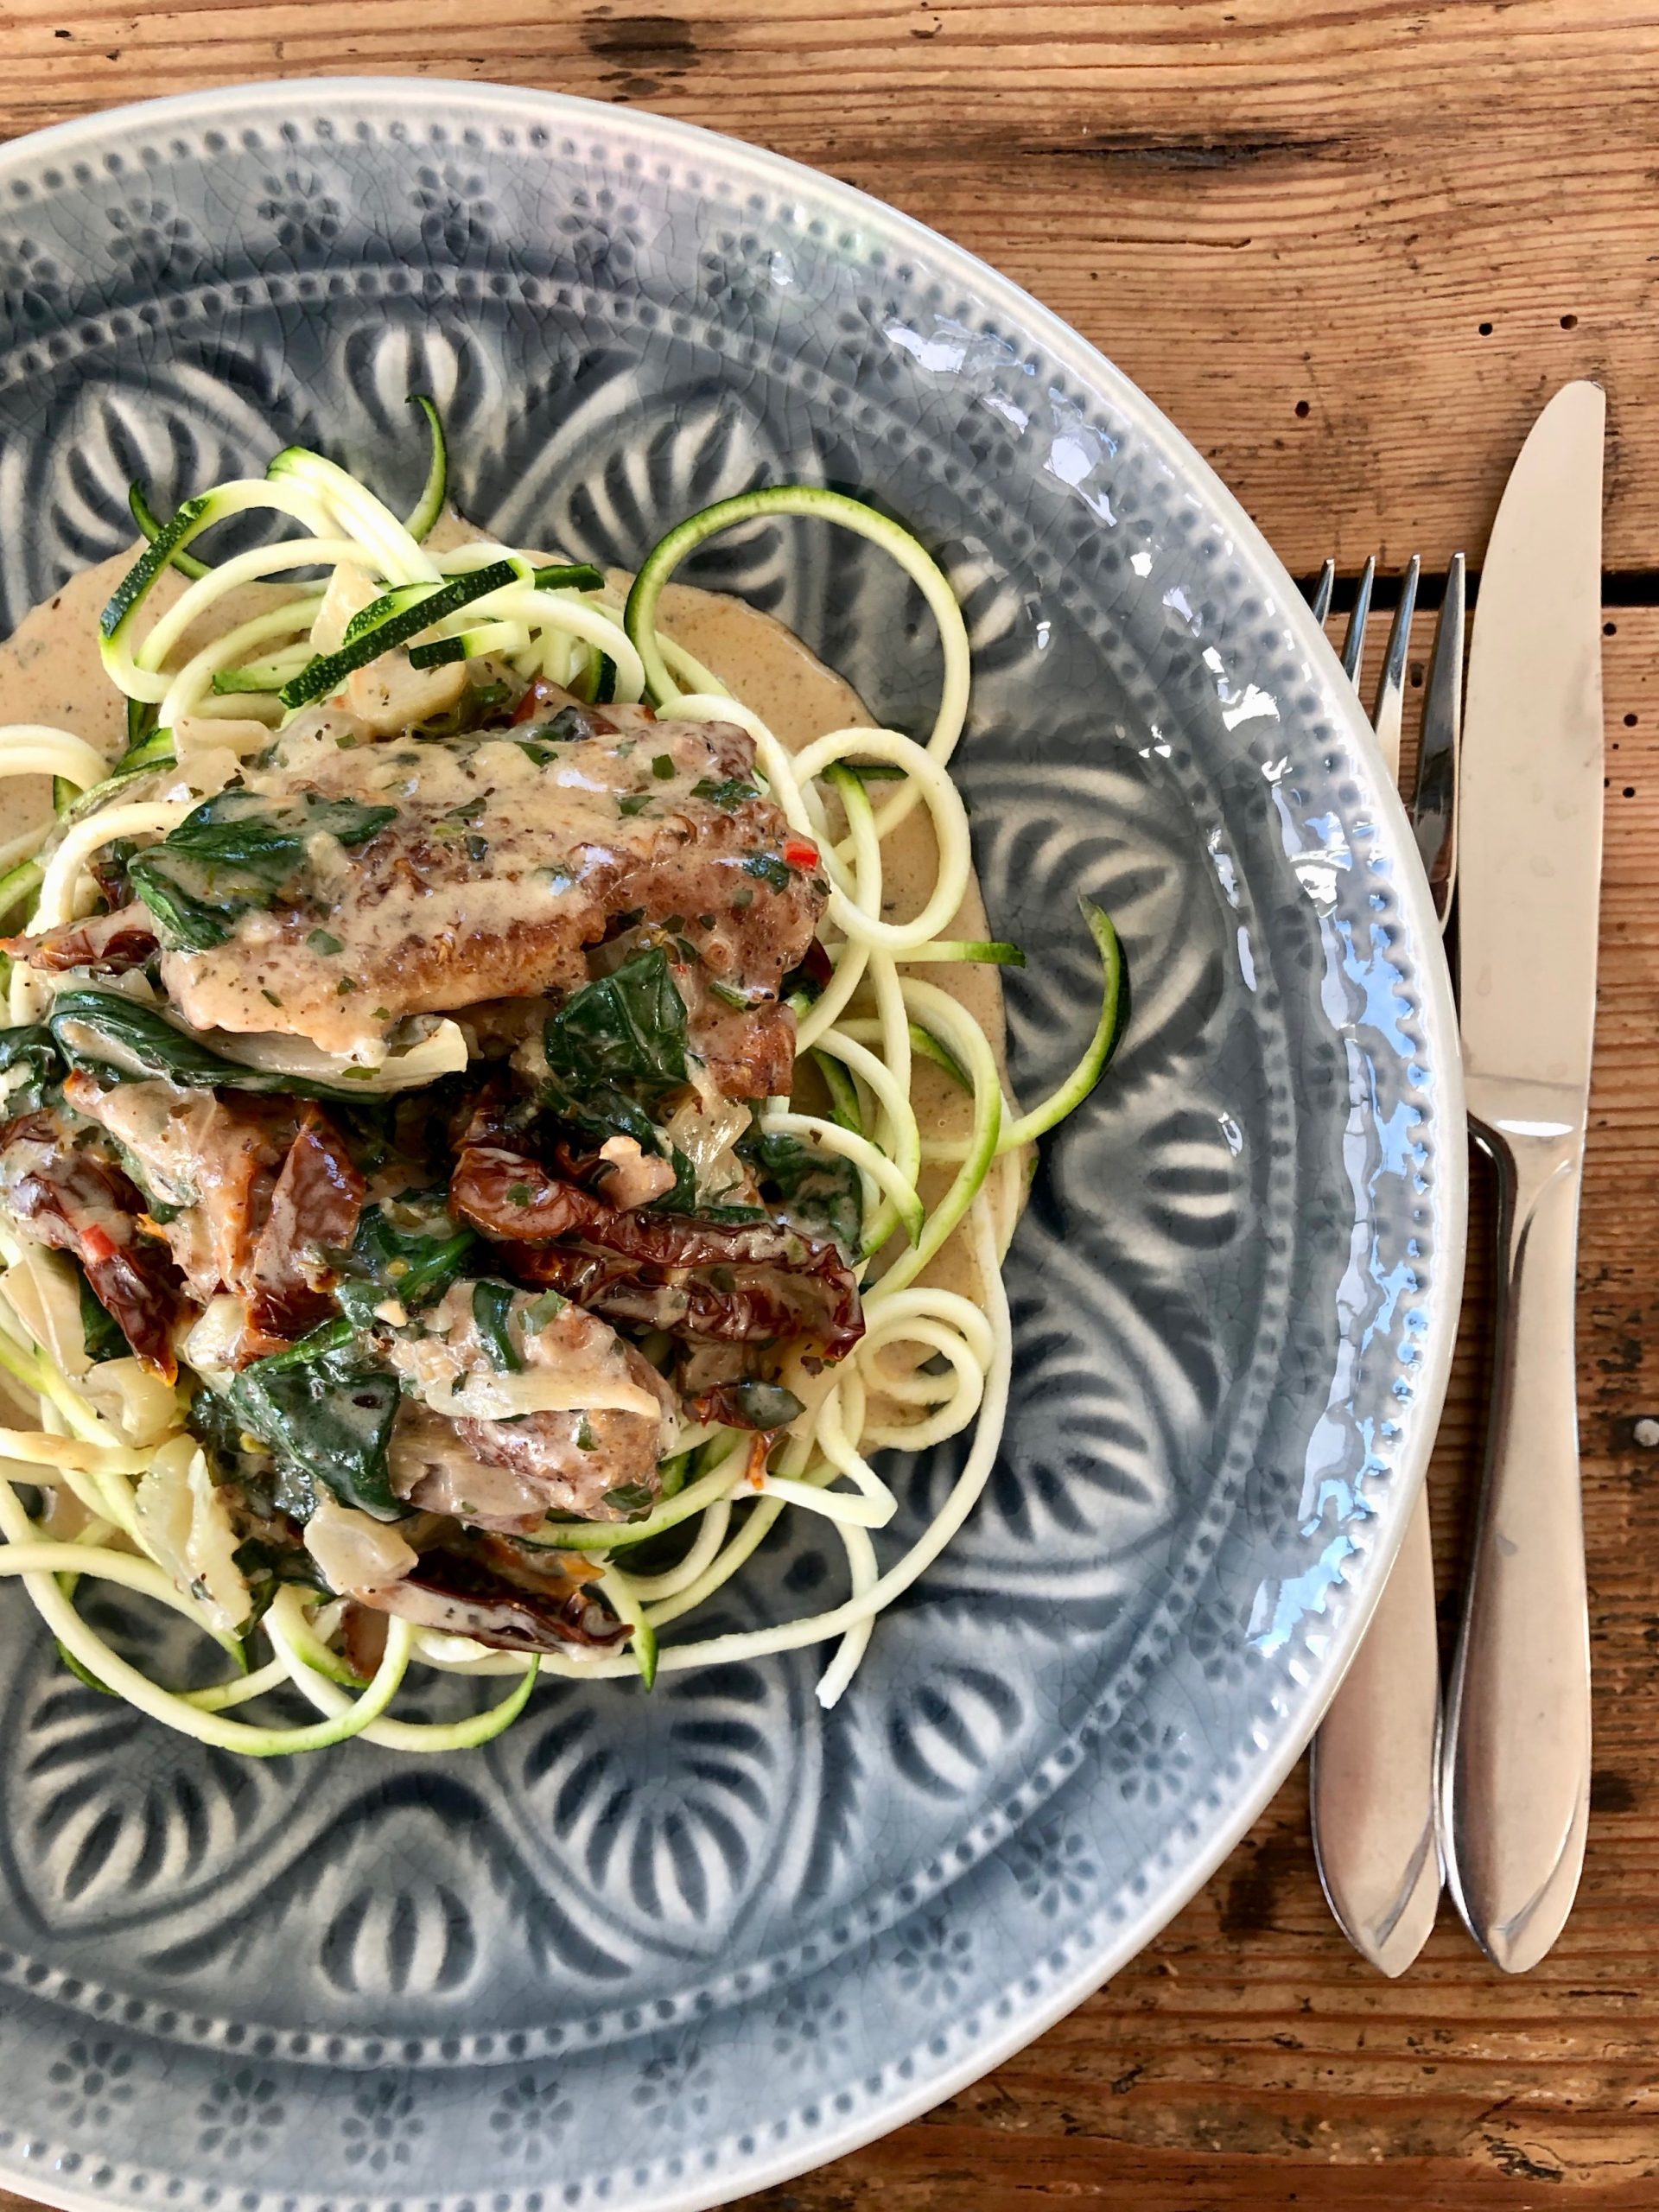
0, 6, 1649, 2200
0, 0, 1652, 573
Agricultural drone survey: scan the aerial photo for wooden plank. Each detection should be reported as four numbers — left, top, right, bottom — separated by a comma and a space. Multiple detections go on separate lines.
0, 2, 1654, 569
0, 11, 1651, 2202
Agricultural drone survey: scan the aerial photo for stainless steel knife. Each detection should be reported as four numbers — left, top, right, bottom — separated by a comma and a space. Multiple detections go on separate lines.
1440, 379, 1606, 1973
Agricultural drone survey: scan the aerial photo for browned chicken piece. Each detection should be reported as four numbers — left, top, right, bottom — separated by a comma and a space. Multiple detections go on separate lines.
149, 696, 828, 1097
383, 1280, 678, 1523
386, 1402, 549, 1534
0, 1109, 180, 1376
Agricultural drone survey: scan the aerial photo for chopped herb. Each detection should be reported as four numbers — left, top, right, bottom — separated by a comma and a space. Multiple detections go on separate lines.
523, 1288, 567, 1330
691, 777, 760, 809
336, 977, 357, 995
708, 977, 754, 1011
741, 851, 793, 892
652, 753, 676, 780
601, 1480, 656, 1518
465, 834, 489, 863
261, 988, 283, 1007
732, 887, 754, 911
307, 929, 344, 955
575, 1416, 596, 1452
617, 793, 651, 817
697, 912, 717, 930
661, 914, 685, 933
372, 1007, 391, 1020
507, 1182, 532, 1208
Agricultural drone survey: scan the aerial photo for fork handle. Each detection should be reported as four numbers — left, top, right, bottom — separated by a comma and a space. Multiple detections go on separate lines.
1440, 1116, 1591, 1973
1311, 1480, 1441, 1974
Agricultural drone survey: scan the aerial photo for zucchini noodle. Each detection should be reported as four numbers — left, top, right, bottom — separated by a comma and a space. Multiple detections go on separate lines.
0, 419, 1124, 1751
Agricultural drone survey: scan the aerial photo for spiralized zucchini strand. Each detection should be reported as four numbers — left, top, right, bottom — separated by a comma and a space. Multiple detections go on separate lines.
0, 441, 1122, 1741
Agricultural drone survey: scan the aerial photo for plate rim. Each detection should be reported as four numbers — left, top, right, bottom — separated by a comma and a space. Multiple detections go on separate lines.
0, 73, 1468, 2212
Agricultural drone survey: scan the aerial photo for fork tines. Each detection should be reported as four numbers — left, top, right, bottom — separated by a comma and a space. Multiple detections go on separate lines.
1309, 552, 1465, 927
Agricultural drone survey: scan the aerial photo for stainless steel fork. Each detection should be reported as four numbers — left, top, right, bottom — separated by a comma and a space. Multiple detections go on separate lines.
1306, 551, 1466, 1975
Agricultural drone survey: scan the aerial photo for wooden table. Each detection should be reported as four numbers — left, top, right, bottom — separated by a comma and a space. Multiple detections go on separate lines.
3, 3, 1658, 2205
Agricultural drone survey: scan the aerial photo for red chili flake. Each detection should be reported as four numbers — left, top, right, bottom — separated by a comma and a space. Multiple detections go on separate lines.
783, 837, 820, 870
79, 1225, 118, 1265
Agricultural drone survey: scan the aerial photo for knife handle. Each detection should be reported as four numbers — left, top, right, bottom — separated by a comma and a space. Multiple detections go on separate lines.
1441, 1119, 1592, 1972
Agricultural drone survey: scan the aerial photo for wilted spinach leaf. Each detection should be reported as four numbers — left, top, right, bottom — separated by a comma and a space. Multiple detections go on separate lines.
188, 1386, 317, 1521
601, 1481, 657, 1519
75, 1265, 125, 1363
738, 1127, 862, 1250
543, 946, 689, 1099
348, 1195, 477, 1309
130, 788, 397, 950
646, 1143, 767, 1225
229, 1336, 404, 1522
0, 1022, 62, 1114
718, 1378, 806, 1429
690, 777, 760, 809
48, 989, 345, 1096
470, 1278, 524, 1371
539, 946, 693, 1150
231, 1535, 331, 1628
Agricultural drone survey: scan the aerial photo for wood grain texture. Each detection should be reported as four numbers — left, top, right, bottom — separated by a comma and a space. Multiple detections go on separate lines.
0, 6, 1656, 2206
0, 0, 1654, 571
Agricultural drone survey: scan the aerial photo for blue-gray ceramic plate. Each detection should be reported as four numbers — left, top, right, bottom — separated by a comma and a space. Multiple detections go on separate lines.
0, 79, 1463, 2212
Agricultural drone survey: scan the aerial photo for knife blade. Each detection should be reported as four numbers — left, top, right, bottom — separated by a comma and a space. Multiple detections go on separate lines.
1440, 379, 1606, 1973
1411, 551, 1465, 925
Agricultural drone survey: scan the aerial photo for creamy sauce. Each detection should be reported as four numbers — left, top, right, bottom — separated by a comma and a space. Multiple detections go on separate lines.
652, 581, 1024, 1334
162, 709, 817, 1062
0, 540, 1021, 1389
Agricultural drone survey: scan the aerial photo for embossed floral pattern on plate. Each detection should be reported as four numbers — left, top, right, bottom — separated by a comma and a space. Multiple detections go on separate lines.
0, 77, 1462, 2212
